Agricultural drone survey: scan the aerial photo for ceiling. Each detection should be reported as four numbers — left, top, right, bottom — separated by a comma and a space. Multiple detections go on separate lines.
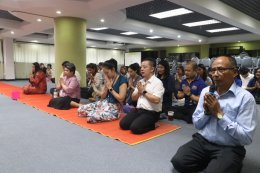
1, 0, 260, 50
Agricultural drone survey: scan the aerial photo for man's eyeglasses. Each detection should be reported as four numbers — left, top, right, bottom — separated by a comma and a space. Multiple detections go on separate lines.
209, 67, 235, 74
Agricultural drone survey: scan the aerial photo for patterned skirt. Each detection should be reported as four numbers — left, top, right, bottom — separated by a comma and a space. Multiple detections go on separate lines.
77, 99, 120, 123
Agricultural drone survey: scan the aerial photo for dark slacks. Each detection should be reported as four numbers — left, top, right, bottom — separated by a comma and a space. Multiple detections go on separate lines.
171, 133, 246, 173
171, 105, 196, 124
119, 108, 160, 134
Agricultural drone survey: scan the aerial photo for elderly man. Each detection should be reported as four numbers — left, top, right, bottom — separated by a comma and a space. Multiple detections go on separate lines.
171, 55, 257, 173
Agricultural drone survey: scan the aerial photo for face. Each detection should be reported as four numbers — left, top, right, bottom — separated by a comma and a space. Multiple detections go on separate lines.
256, 69, 260, 79
103, 67, 114, 78
177, 68, 183, 75
63, 67, 73, 77
210, 56, 237, 87
157, 64, 165, 75
128, 68, 136, 78
32, 65, 35, 72
87, 68, 95, 75
185, 64, 196, 79
120, 67, 126, 75
197, 67, 203, 76
140, 61, 154, 78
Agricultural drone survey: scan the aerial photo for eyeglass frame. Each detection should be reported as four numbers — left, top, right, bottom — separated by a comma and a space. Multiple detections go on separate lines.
209, 67, 236, 75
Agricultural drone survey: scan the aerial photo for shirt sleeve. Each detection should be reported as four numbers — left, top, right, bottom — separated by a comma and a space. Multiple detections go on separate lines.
152, 79, 165, 98
217, 95, 258, 146
192, 87, 211, 129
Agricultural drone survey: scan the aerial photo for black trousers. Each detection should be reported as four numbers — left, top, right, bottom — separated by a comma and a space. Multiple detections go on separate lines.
171, 133, 246, 173
171, 105, 196, 124
119, 108, 160, 134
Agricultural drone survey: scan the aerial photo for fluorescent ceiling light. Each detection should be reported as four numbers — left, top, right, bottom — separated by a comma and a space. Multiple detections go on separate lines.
120, 31, 138, 35
10, 31, 14, 34
37, 18, 42, 22
31, 40, 39, 43
56, 10, 62, 14
183, 19, 220, 27
206, 27, 239, 33
89, 27, 108, 31
149, 8, 193, 19
146, 36, 162, 39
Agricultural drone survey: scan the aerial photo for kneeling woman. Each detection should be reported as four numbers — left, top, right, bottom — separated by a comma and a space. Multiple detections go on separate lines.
23, 62, 47, 94
78, 59, 127, 123
48, 62, 80, 110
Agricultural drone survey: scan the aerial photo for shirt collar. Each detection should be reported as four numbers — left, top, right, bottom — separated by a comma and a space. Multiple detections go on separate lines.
218, 82, 237, 97
144, 75, 155, 84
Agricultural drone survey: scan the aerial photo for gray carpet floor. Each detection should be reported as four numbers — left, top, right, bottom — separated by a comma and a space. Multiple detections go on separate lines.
0, 80, 259, 173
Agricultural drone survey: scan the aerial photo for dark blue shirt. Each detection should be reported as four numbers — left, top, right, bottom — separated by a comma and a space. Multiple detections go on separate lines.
179, 76, 207, 107
107, 75, 127, 104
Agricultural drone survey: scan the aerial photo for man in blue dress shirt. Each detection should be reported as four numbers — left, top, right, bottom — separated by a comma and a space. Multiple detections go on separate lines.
171, 55, 258, 173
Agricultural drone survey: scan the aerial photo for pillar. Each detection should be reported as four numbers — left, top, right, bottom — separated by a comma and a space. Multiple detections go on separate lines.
54, 17, 86, 86
200, 44, 210, 58
3, 38, 15, 80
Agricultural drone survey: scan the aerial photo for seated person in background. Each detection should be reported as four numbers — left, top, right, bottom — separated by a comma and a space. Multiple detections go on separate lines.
77, 59, 127, 123
246, 67, 260, 103
157, 60, 174, 116
40, 63, 47, 74
239, 66, 254, 89
197, 63, 213, 86
48, 62, 80, 110
120, 65, 129, 79
171, 55, 257, 173
171, 61, 207, 124
86, 63, 104, 101
124, 63, 142, 111
173, 65, 185, 99
23, 62, 47, 94
120, 58, 165, 134
50, 61, 81, 94
46, 63, 53, 82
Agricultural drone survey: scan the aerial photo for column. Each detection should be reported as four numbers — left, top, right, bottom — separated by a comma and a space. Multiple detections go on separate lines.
3, 38, 15, 80
54, 17, 86, 86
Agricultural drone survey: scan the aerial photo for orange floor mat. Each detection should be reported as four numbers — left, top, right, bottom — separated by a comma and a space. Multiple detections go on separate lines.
0, 82, 181, 145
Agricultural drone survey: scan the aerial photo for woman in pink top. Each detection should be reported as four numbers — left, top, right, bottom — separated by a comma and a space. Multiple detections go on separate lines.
48, 62, 80, 110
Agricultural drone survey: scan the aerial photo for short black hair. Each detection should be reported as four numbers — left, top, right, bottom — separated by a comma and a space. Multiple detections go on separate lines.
32, 62, 40, 72
142, 58, 156, 68
186, 60, 198, 71
103, 58, 118, 71
64, 62, 76, 74
239, 67, 250, 75
86, 63, 98, 73
62, 61, 70, 66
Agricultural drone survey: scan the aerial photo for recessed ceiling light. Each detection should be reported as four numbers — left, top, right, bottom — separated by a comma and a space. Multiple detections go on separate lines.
149, 29, 153, 33
31, 40, 39, 43
10, 31, 14, 35
146, 36, 162, 39
206, 27, 239, 33
238, 41, 241, 43
182, 19, 220, 27
100, 19, 105, 23
90, 45, 96, 48
120, 31, 138, 35
198, 39, 202, 42
56, 10, 62, 14
149, 8, 193, 19
177, 35, 181, 38
89, 27, 108, 31
37, 18, 42, 22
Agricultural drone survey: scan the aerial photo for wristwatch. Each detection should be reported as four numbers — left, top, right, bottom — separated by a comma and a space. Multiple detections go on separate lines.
142, 90, 147, 95
217, 112, 224, 120
109, 88, 113, 92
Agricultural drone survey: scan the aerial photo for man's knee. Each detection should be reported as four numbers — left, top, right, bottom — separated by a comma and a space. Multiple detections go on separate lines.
171, 153, 187, 173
